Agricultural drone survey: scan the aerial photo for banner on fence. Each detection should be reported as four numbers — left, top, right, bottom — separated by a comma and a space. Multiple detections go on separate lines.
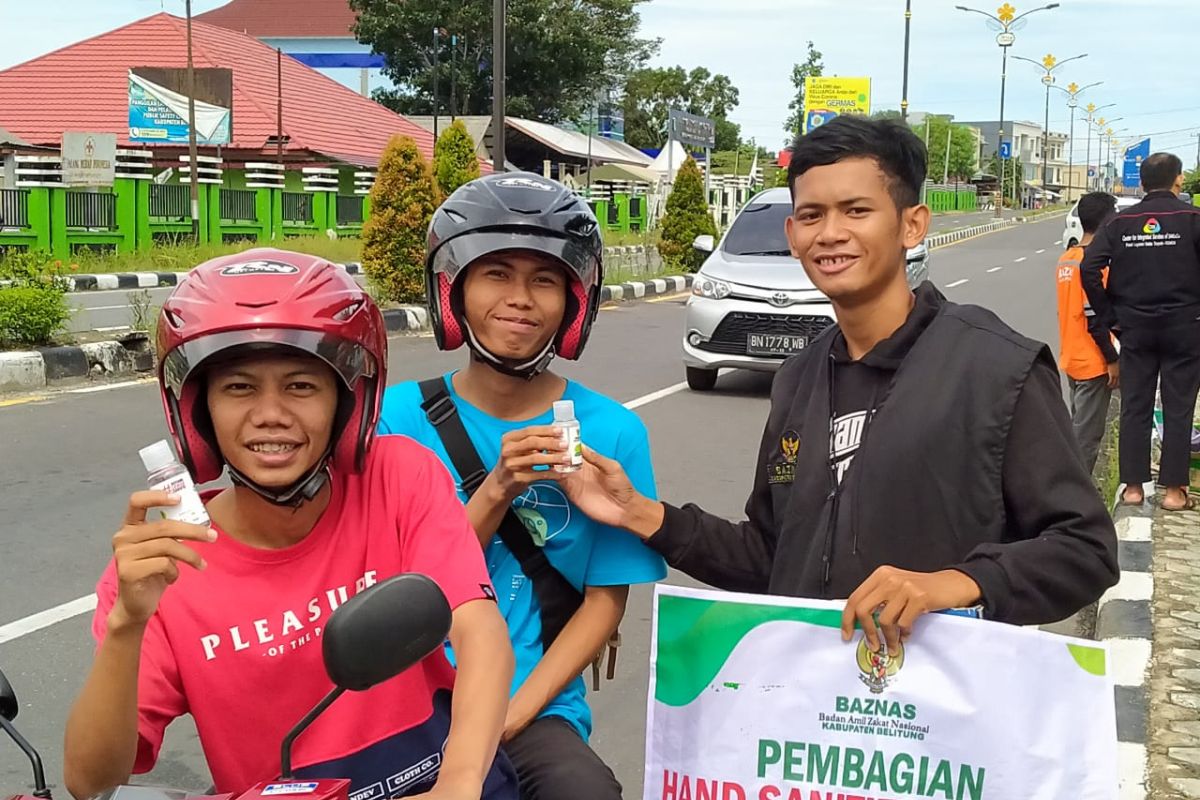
128, 67, 232, 145
61, 132, 116, 186
645, 586, 1117, 800
803, 77, 871, 134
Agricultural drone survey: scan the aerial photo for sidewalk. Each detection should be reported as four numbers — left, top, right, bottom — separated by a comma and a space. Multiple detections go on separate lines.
1145, 494, 1200, 798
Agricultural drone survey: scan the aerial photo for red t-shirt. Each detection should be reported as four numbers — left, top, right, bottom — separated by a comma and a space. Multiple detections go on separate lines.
92, 436, 516, 800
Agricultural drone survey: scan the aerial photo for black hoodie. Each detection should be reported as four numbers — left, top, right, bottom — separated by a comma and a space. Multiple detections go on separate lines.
647, 282, 1119, 625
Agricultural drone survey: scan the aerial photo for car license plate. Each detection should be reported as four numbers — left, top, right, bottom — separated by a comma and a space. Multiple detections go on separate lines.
747, 333, 807, 356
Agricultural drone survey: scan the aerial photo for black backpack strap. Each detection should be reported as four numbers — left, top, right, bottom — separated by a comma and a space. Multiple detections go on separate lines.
418, 378, 583, 647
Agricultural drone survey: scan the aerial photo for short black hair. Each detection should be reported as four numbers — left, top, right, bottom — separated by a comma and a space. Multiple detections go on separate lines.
1077, 192, 1117, 234
787, 115, 927, 210
1140, 152, 1183, 192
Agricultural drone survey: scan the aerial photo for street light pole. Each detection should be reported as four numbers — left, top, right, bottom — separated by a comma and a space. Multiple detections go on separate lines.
901, 0, 913, 123
1051, 81, 1101, 203
185, 0, 200, 242
1012, 52, 1086, 206
955, 3, 1061, 218
491, 0, 506, 172
432, 27, 439, 140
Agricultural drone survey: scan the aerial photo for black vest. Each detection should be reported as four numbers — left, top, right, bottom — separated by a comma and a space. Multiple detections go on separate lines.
759, 298, 1049, 599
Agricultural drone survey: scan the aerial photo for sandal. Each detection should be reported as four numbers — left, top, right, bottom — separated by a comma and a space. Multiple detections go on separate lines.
1161, 495, 1197, 512
1120, 487, 1146, 506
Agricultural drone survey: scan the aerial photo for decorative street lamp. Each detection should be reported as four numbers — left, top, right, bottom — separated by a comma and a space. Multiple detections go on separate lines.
955, 3, 1061, 217
1011, 52, 1086, 205
1050, 80, 1102, 202
1083, 102, 1116, 190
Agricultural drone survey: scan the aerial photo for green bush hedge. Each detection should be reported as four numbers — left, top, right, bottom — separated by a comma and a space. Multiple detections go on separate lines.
657, 157, 718, 273
0, 252, 72, 347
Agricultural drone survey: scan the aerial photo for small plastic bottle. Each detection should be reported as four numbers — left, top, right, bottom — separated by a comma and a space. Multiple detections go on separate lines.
552, 400, 583, 474
140, 439, 211, 526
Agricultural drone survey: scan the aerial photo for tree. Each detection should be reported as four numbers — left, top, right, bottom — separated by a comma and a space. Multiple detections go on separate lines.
362, 135, 439, 304
913, 116, 977, 183
783, 42, 824, 140
351, 0, 658, 122
657, 157, 717, 273
1184, 168, 1200, 196
871, 109, 903, 121
986, 151, 1025, 209
433, 120, 481, 197
621, 66, 740, 151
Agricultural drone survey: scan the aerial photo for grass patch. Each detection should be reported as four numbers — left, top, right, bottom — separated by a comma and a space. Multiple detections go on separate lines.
48, 237, 366, 275
19, 231, 663, 275
1098, 416, 1121, 506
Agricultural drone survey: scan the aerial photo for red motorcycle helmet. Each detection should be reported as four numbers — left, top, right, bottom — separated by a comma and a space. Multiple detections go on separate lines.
157, 249, 387, 504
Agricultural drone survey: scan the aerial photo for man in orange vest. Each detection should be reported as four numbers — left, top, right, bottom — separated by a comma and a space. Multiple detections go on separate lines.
1057, 192, 1119, 472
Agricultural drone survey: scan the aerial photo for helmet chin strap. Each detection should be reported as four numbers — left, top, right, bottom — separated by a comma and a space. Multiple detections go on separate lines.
226, 454, 331, 508
462, 321, 556, 380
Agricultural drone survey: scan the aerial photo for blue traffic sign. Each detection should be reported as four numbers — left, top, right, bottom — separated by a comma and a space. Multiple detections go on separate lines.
999, 141, 1012, 160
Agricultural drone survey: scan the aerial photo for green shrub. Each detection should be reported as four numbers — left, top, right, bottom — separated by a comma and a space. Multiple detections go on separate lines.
0, 286, 72, 346
361, 135, 439, 304
0, 251, 72, 346
433, 120, 481, 197
657, 157, 718, 273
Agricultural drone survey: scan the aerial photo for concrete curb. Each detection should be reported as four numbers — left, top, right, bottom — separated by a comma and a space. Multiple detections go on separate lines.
54, 244, 666, 293
0, 274, 693, 393
1103, 497, 1155, 800
0, 336, 155, 393
926, 219, 1018, 249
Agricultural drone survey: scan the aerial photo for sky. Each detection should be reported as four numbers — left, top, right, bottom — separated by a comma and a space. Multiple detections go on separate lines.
2, 0, 1198, 166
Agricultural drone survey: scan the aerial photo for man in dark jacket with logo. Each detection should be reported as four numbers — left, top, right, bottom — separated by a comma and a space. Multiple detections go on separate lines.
562, 116, 1119, 655
1081, 153, 1200, 512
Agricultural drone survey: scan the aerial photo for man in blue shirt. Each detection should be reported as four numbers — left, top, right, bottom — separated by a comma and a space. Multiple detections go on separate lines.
378, 172, 666, 800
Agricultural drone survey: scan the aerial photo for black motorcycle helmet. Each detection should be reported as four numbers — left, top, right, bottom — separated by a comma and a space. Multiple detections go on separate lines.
425, 172, 604, 379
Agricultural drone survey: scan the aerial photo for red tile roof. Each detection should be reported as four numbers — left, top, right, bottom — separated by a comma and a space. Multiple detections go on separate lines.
196, 0, 358, 39
0, 13, 434, 167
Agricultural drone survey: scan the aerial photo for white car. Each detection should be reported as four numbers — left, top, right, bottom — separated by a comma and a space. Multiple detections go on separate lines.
1062, 196, 1139, 249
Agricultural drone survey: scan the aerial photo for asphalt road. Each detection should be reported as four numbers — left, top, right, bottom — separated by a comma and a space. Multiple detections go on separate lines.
63, 211, 1006, 334
0, 215, 1071, 797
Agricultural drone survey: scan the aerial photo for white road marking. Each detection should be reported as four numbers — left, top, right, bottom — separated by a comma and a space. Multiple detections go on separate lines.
94, 325, 133, 332
69, 379, 155, 394
0, 377, 696, 642
0, 594, 97, 644
1055, 240, 1063, 245
1014, 257, 1028, 263
946, 279, 969, 288
1036, 249, 1046, 254
624, 381, 689, 410
987, 267, 1003, 273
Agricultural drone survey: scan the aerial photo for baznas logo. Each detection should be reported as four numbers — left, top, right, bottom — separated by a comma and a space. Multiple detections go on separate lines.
856, 638, 904, 694
780, 431, 801, 464
220, 260, 300, 276
1144, 218, 1162, 235
496, 177, 555, 192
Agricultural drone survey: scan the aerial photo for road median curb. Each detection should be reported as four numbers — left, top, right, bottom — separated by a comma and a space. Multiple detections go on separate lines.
1, 274, 694, 395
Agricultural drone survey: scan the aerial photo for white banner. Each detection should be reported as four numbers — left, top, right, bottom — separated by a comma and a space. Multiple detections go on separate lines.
645, 586, 1117, 800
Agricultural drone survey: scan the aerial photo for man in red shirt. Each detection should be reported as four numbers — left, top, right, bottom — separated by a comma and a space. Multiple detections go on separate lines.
1057, 192, 1120, 472
63, 250, 518, 800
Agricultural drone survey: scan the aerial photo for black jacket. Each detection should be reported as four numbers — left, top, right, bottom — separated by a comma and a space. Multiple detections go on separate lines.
647, 283, 1119, 625
1081, 191, 1200, 331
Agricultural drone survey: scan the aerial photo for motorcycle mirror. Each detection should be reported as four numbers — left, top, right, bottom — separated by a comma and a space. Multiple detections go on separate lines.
322, 573, 453, 692
0, 668, 18, 722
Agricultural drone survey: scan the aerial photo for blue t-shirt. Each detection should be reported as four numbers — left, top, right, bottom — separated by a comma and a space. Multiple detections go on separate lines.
378, 374, 667, 740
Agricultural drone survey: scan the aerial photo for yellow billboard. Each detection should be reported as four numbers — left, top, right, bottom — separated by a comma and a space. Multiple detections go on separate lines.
803, 77, 872, 133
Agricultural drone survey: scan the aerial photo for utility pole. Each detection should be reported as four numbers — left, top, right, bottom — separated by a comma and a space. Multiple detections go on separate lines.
491, 0, 506, 172
432, 27, 439, 140
901, 0, 913, 122
185, 0, 200, 241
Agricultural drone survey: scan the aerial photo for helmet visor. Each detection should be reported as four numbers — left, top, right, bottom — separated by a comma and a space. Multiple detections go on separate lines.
162, 328, 377, 397
430, 230, 600, 287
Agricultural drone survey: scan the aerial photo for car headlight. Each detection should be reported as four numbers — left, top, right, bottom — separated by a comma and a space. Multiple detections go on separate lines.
693, 274, 732, 300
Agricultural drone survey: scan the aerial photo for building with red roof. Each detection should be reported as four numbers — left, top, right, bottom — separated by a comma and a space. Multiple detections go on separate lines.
0, 12, 431, 168
196, 0, 359, 38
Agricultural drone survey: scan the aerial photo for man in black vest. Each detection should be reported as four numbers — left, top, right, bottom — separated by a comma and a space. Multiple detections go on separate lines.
563, 115, 1119, 656
1081, 153, 1200, 512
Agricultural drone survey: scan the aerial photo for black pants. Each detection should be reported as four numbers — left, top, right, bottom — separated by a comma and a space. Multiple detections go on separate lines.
503, 716, 623, 800
1119, 320, 1200, 487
